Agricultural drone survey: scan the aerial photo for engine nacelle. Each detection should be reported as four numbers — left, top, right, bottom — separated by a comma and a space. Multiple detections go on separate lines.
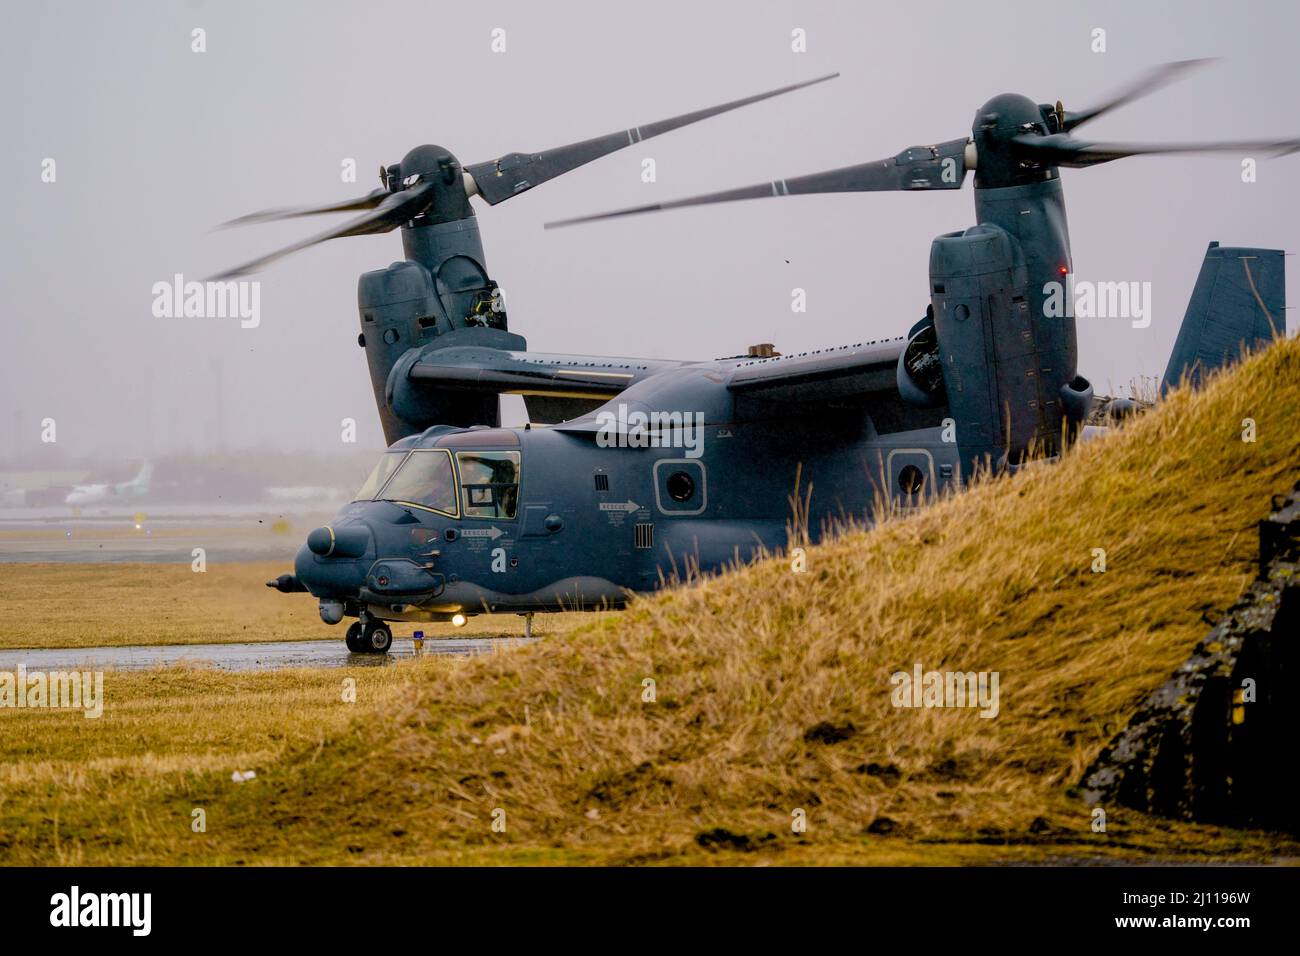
928, 223, 1087, 478
385, 327, 526, 429
358, 261, 448, 442
358, 240, 521, 442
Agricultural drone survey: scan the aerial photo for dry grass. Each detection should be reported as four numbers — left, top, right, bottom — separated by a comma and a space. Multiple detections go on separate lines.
0, 561, 602, 648
0, 665, 425, 864
2, 339, 1298, 865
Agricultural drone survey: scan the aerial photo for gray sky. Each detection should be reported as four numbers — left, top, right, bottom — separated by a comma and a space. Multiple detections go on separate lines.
3, 0, 1296, 459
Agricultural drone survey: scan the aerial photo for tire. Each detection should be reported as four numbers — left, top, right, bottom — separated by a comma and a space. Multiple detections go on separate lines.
344, 621, 365, 652
362, 621, 393, 654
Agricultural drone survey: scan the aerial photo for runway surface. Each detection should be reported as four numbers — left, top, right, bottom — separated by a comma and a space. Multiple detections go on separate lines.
0, 536, 298, 564
0, 637, 533, 672
0, 503, 334, 563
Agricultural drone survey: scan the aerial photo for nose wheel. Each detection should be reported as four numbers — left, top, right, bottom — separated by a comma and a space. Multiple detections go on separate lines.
345, 619, 393, 654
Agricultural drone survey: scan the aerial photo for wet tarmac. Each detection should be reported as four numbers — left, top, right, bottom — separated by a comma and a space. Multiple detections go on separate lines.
0, 636, 534, 672
0, 503, 333, 563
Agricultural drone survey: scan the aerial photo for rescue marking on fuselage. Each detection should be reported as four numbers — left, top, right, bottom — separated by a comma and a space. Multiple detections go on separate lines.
460, 526, 506, 539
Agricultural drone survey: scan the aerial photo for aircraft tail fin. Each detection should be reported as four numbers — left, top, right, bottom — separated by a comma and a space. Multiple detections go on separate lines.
130, 461, 153, 488
1161, 243, 1286, 394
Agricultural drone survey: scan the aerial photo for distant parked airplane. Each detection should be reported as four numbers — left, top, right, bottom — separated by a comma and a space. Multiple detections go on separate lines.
65, 461, 153, 506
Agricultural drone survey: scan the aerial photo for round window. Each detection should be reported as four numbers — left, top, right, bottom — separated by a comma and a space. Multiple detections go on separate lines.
898, 464, 925, 495
666, 471, 695, 502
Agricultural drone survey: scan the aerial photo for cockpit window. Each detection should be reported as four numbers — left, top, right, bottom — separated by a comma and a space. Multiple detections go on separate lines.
456, 451, 520, 519
354, 451, 408, 502
367, 449, 458, 516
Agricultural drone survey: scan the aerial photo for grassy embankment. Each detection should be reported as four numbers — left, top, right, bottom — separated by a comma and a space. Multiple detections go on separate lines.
1, 340, 1298, 864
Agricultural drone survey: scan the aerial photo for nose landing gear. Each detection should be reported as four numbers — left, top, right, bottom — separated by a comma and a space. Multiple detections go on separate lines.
345, 615, 393, 654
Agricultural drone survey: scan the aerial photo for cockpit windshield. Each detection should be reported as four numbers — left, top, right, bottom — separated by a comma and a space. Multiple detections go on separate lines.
354, 451, 406, 502
354, 449, 458, 515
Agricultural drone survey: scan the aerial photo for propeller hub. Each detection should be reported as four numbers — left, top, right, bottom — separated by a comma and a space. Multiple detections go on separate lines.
971, 93, 1055, 189
974, 93, 1045, 132
398, 144, 462, 185
393, 144, 474, 224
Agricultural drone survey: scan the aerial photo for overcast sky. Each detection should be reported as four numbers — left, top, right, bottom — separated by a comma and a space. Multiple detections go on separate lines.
3, 0, 1296, 460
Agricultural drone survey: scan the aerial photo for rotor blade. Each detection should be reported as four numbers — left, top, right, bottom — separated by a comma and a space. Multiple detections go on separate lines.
545, 138, 970, 229
1060, 58, 1215, 132
465, 73, 839, 205
210, 183, 435, 279
1012, 133, 1300, 168
218, 187, 390, 228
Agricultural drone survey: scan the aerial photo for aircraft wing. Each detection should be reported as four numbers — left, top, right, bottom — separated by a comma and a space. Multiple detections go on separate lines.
403, 347, 690, 423
721, 337, 950, 432
544, 337, 947, 435
723, 339, 905, 404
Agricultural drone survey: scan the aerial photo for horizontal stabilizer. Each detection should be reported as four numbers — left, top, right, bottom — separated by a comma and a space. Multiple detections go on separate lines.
1162, 243, 1286, 393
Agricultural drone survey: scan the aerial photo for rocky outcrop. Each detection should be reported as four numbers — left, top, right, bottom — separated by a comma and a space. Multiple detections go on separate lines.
1081, 482, 1300, 832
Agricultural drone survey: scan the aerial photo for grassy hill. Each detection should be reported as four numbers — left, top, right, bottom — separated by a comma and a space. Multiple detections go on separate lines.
3, 339, 1298, 865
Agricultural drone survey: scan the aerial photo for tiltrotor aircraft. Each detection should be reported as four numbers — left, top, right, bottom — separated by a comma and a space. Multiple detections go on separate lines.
237, 62, 1292, 653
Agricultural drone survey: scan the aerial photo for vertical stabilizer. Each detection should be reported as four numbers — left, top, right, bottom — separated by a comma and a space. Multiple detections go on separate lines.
1161, 243, 1285, 393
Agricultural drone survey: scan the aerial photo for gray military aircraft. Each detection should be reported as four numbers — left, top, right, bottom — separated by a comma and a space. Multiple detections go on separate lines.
244, 63, 1292, 653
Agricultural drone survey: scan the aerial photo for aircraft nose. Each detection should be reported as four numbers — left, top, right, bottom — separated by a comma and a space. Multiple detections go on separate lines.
306, 523, 371, 558
295, 542, 362, 597
295, 520, 374, 601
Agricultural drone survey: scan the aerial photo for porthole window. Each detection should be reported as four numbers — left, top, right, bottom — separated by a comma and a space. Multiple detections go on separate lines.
898, 464, 925, 495
666, 470, 695, 502
653, 460, 705, 515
